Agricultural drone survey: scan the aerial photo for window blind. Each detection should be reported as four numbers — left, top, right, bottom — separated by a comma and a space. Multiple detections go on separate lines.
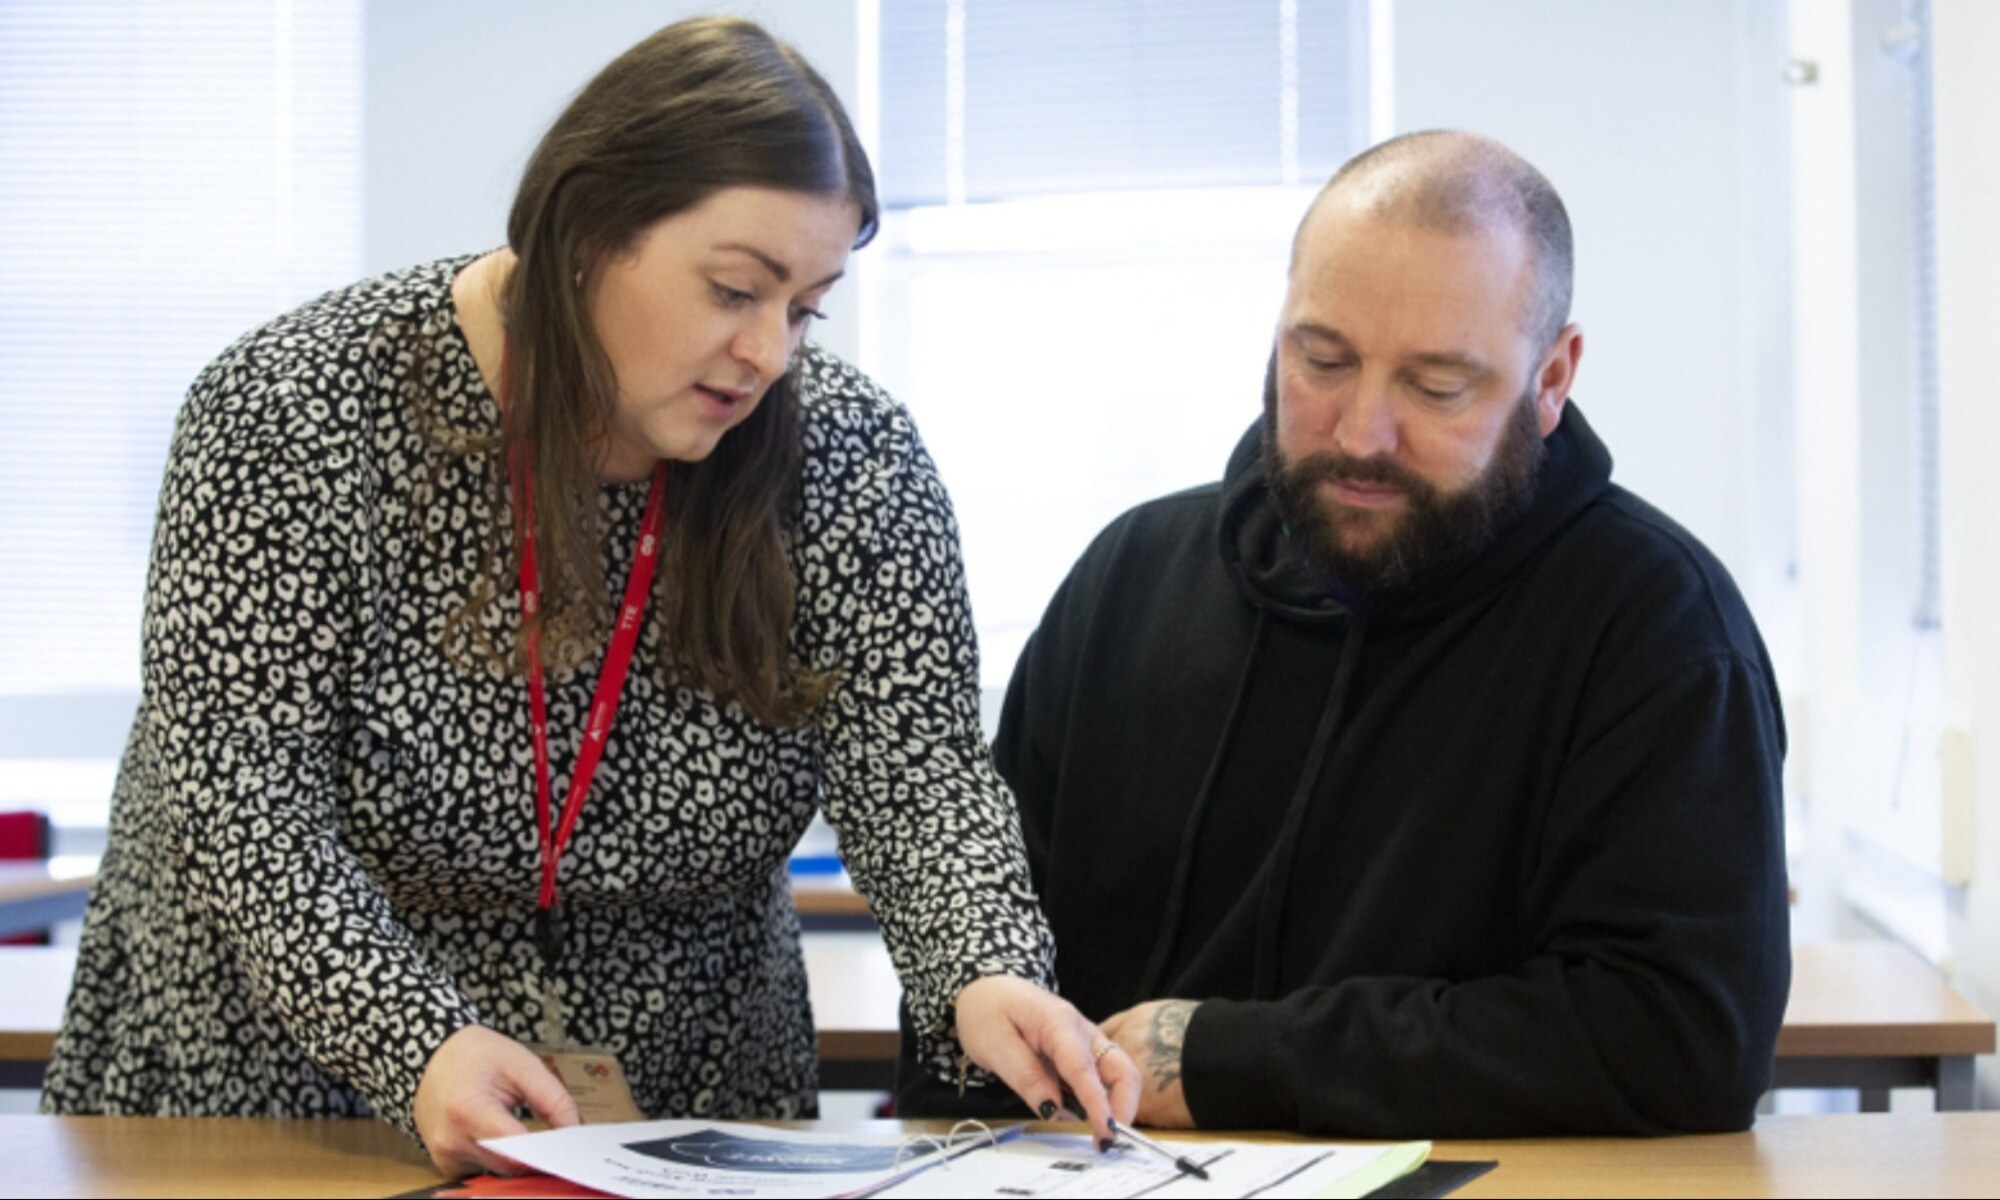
1901, 0, 1941, 630
879, 0, 1367, 207
0, 0, 362, 696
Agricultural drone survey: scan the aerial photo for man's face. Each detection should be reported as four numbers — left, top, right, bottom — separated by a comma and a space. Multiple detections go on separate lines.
1265, 200, 1574, 594
1265, 367, 1543, 594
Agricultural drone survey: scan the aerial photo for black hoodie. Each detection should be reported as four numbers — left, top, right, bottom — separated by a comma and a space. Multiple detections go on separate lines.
899, 403, 1789, 1136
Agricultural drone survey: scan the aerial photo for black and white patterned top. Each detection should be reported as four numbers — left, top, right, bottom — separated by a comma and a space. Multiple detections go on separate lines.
40, 256, 1053, 1136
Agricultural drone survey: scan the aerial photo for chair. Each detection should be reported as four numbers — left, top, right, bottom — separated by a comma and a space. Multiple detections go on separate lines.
0, 810, 54, 946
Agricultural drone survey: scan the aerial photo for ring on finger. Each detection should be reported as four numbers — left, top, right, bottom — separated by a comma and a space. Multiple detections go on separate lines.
1091, 1037, 1116, 1061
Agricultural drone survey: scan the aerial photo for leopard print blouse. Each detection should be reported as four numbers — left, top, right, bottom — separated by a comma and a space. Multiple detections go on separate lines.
41, 257, 1052, 1137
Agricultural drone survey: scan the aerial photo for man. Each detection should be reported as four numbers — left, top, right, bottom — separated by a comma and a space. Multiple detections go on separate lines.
898, 131, 1788, 1136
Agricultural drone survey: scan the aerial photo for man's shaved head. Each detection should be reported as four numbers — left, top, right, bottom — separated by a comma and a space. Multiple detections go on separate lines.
1293, 130, 1573, 352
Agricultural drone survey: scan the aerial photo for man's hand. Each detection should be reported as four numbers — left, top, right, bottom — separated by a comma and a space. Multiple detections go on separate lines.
1100, 999, 1200, 1129
413, 1025, 581, 1176
954, 974, 1140, 1146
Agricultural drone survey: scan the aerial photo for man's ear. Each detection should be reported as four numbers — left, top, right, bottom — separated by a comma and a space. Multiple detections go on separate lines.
1533, 323, 1583, 436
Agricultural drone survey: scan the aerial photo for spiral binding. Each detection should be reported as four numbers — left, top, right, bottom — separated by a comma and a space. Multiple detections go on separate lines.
890, 1118, 1002, 1171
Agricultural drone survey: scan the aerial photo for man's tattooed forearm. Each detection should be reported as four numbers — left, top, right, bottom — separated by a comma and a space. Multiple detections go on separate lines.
1143, 1000, 1198, 1092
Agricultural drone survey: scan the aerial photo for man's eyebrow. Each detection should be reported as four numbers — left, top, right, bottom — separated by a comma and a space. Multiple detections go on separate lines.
1290, 321, 1348, 345
715, 243, 845, 290
1406, 351, 1493, 376
1291, 322, 1494, 376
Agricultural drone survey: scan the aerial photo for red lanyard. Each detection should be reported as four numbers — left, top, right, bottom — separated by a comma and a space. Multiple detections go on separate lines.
510, 444, 668, 923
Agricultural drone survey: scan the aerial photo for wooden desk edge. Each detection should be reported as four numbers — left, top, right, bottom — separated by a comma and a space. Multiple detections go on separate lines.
1774, 1023, 1996, 1057
11, 1114, 2000, 1200
816, 1029, 900, 1062
791, 884, 871, 917
0, 1031, 56, 1062
0, 873, 96, 903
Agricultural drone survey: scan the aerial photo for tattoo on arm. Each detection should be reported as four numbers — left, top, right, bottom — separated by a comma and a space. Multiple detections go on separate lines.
1143, 1001, 1197, 1093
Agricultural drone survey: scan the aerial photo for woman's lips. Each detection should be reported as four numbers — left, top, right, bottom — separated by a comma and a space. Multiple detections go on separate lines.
694, 385, 747, 419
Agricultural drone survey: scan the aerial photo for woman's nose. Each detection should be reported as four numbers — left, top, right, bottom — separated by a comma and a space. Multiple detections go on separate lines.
733, 310, 793, 384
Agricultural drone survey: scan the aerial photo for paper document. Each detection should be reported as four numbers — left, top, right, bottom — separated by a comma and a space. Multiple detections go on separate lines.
873, 1132, 1429, 1199
479, 1120, 1430, 1199
480, 1120, 997, 1199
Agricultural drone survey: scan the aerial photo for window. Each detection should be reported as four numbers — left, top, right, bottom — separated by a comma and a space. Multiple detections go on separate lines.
1788, 0, 1963, 955
865, 0, 1371, 689
0, 0, 362, 840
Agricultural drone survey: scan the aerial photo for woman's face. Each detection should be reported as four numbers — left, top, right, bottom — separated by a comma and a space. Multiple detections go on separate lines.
586, 186, 862, 479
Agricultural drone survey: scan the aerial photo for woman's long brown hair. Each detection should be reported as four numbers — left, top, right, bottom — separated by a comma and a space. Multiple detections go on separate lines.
447, 16, 878, 728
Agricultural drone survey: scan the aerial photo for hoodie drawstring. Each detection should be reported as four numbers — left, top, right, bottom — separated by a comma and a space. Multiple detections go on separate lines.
1252, 610, 1367, 998
1134, 608, 1268, 998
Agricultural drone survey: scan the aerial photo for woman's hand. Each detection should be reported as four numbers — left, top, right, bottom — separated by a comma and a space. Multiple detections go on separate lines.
413, 1025, 581, 1176
953, 975, 1140, 1147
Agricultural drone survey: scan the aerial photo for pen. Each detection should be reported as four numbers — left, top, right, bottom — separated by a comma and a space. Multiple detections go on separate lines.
1107, 1118, 1211, 1181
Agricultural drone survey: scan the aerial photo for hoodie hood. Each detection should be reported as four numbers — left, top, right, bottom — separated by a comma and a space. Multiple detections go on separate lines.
1137, 399, 1620, 998
1218, 402, 1616, 629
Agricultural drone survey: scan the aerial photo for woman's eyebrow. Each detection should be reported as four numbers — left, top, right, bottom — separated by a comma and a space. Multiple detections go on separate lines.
714, 243, 845, 290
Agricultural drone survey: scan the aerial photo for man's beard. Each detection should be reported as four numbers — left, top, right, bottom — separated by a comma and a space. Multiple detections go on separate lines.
1261, 360, 1547, 598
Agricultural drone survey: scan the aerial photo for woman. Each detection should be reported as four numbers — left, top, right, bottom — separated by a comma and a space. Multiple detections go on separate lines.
42, 16, 1134, 1173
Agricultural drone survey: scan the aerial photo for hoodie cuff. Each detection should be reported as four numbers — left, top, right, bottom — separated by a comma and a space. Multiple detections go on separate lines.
1181, 997, 1300, 1130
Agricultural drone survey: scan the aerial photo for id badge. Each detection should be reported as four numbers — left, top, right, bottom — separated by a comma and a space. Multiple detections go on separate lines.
530, 973, 643, 1123
531, 1045, 645, 1124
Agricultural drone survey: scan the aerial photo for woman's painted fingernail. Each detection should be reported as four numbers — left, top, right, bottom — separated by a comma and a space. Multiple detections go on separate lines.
1098, 1137, 1114, 1154
1038, 1100, 1057, 1120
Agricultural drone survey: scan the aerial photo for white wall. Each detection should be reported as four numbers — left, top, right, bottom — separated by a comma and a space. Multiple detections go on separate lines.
362, 0, 865, 362
1390, 0, 1795, 621
1933, 0, 2000, 1104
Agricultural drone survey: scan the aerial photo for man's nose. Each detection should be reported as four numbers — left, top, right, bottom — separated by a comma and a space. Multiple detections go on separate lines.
1334, 372, 1399, 459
